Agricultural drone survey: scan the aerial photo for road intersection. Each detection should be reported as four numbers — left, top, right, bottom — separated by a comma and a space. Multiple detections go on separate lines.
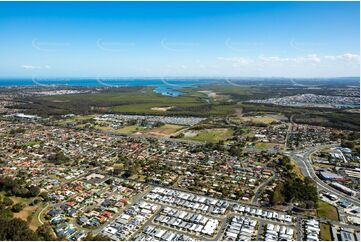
287, 144, 360, 206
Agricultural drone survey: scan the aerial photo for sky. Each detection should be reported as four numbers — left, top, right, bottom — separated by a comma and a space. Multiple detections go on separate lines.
0, 1, 359, 78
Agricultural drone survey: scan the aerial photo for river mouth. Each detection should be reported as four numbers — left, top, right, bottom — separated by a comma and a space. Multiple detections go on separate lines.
153, 86, 184, 97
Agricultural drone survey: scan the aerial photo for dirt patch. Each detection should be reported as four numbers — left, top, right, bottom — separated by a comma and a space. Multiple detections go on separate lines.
13, 205, 39, 230
51, 100, 69, 103
234, 108, 243, 117
141, 124, 184, 137
183, 130, 198, 138
345, 109, 360, 113
150, 106, 174, 112
197, 90, 228, 102
241, 115, 286, 124
291, 159, 305, 179
314, 163, 336, 169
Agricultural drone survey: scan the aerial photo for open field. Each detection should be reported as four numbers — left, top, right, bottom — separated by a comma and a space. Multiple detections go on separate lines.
1, 194, 45, 231
319, 223, 332, 241
13, 205, 41, 231
140, 124, 185, 137
56, 114, 96, 124
182, 128, 233, 143
240, 115, 286, 124
317, 200, 339, 221
9, 195, 32, 204
115, 125, 146, 134
255, 142, 283, 150
94, 123, 185, 137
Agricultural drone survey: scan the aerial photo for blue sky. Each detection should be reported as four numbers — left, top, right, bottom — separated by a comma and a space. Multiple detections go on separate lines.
0, 1, 359, 78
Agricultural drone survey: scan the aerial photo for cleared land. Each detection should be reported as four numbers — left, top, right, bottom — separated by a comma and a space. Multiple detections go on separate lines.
241, 115, 285, 124
140, 124, 185, 137
4, 195, 44, 231
290, 159, 305, 179
13, 205, 40, 231
317, 200, 339, 221
56, 114, 96, 124
319, 223, 332, 241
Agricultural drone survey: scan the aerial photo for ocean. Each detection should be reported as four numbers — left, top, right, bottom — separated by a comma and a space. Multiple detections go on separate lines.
0, 78, 212, 96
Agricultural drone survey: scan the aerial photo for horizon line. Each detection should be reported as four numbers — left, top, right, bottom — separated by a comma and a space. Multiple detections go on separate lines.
0, 76, 359, 80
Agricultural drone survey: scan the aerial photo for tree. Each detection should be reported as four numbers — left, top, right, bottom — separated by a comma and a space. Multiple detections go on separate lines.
229, 145, 242, 157
11, 203, 24, 213
27, 186, 40, 197
271, 184, 285, 206
341, 140, 355, 150
30, 199, 41, 206
9, 128, 26, 135
84, 233, 110, 241
0, 218, 39, 240
0, 205, 13, 220
47, 150, 70, 164
0, 176, 40, 198
2, 197, 13, 207
36, 224, 54, 241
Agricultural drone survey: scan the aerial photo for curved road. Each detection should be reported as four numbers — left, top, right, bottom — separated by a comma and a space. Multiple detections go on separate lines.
251, 172, 277, 205
287, 145, 360, 206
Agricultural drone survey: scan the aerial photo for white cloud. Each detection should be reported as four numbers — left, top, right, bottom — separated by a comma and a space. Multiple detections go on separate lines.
217, 56, 251, 66
22, 65, 41, 70
324, 53, 360, 62
259, 54, 321, 63
22, 65, 51, 70
259, 53, 359, 64
324, 55, 337, 61
215, 53, 359, 76
259, 56, 290, 62
304, 54, 321, 63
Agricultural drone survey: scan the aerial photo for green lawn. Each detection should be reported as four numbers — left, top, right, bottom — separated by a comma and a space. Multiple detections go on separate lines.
320, 223, 332, 241
183, 128, 233, 143
93, 125, 113, 132
116, 125, 146, 134
317, 200, 339, 221
255, 142, 283, 150
255, 142, 267, 149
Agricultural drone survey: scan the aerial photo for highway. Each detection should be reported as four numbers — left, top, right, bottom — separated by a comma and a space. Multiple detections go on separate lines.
287, 145, 360, 206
